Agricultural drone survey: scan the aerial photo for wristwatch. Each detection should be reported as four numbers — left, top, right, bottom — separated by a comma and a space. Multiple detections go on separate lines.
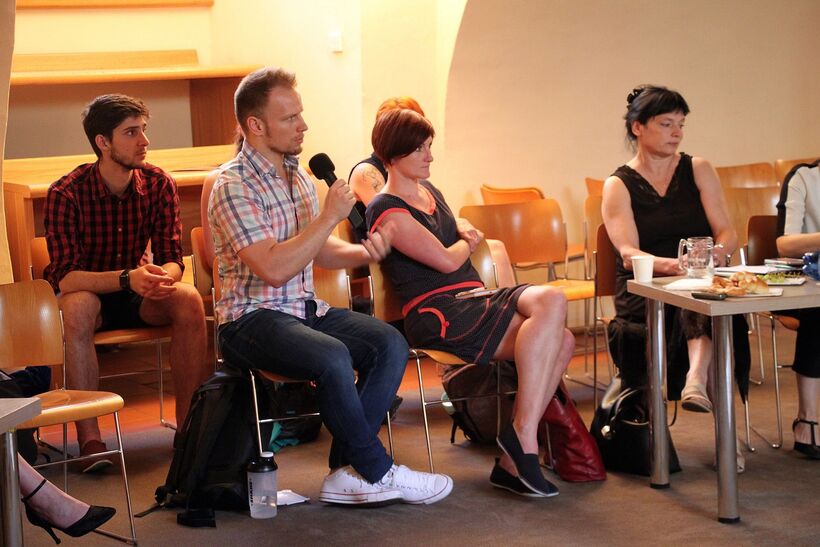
119, 269, 132, 292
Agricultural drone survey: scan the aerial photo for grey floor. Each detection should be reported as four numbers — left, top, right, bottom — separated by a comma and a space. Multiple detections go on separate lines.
21, 326, 820, 546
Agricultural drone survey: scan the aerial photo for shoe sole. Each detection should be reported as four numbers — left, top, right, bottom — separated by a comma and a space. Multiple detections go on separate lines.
82, 459, 113, 474
681, 400, 712, 413
496, 440, 559, 498
318, 490, 403, 506
490, 478, 547, 498
400, 476, 454, 505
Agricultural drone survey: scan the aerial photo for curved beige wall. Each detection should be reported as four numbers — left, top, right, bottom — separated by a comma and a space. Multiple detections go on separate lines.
438, 0, 820, 243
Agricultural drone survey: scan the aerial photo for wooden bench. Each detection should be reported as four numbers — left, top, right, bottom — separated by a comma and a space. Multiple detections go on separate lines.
10, 49, 259, 146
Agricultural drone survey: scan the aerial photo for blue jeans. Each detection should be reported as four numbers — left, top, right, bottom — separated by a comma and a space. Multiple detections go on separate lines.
218, 303, 408, 483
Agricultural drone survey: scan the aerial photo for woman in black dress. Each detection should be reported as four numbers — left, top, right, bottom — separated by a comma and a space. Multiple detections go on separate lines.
601, 85, 750, 470
366, 109, 573, 497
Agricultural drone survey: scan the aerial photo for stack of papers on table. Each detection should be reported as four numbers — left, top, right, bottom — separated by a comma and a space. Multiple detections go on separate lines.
663, 278, 713, 291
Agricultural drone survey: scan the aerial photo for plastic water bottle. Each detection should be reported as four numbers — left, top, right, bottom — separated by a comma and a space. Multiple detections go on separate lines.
247, 452, 278, 519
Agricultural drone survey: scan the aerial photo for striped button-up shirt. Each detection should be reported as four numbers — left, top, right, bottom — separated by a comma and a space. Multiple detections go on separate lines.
44, 161, 183, 291
209, 142, 329, 324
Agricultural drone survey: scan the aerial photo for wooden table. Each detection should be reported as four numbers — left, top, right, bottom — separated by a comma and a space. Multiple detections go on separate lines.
3, 144, 235, 281
0, 397, 41, 546
627, 277, 820, 523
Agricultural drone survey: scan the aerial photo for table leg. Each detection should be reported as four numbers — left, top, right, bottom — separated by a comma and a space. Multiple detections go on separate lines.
647, 299, 669, 488
1, 430, 24, 546
712, 315, 740, 523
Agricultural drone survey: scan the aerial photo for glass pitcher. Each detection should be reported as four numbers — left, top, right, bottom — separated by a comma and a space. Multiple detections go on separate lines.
677, 236, 714, 278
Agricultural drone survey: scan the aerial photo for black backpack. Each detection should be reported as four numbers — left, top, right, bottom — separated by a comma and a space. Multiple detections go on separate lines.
151, 367, 271, 527
441, 361, 517, 445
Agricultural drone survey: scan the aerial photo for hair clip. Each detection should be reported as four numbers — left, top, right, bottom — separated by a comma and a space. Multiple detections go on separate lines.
626, 86, 645, 106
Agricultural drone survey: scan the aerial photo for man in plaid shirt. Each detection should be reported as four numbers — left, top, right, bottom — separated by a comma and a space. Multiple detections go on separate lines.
209, 67, 452, 506
44, 94, 210, 472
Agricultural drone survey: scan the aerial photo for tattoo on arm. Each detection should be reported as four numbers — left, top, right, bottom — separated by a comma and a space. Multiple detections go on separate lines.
363, 165, 384, 192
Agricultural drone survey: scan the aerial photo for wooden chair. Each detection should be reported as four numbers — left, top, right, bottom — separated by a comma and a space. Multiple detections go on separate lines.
715, 162, 777, 189
30, 237, 176, 429
479, 183, 543, 205
583, 194, 604, 280
591, 224, 618, 409
585, 177, 604, 197
721, 186, 780, 258
743, 214, 794, 448
368, 239, 510, 471
190, 226, 213, 299
774, 156, 819, 184
478, 185, 584, 264
1, 280, 137, 544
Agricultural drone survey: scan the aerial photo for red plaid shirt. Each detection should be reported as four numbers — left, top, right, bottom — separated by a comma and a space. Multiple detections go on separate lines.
44, 161, 183, 291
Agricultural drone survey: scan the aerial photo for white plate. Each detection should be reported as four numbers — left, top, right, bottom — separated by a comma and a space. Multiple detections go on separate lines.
765, 277, 806, 286
728, 288, 784, 298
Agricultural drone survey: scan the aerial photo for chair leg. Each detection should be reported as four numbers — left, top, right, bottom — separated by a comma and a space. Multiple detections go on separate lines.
156, 340, 176, 431
413, 350, 435, 473
751, 317, 784, 448
91, 412, 137, 545
751, 314, 764, 385
249, 371, 266, 457
742, 396, 755, 452
385, 410, 394, 459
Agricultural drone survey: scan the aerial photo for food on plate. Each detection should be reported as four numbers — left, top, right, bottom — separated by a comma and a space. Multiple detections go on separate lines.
708, 271, 769, 296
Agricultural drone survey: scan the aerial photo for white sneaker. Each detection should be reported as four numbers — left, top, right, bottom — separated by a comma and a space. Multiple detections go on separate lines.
319, 466, 403, 505
378, 464, 453, 505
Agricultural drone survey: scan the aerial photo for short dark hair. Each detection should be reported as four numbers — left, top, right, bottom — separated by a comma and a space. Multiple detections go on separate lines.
82, 94, 150, 157
234, 67, 297, 133
624, 85, 690, 144
371, 109, 435, 165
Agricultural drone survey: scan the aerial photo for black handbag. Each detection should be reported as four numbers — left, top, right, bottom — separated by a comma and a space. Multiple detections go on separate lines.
590, 378, 681, 476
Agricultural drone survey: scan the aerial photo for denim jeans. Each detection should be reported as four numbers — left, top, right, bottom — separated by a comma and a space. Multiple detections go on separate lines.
218, 303, 408, 483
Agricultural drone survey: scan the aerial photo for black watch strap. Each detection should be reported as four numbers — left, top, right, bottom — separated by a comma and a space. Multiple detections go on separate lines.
119, 269, 131, 292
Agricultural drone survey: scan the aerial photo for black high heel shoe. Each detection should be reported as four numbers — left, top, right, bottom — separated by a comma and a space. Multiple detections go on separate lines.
792, 419, 820, 460
22, 478, 116, 544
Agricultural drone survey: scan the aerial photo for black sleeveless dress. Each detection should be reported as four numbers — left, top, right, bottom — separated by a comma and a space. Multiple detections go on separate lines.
366, 180, 527, 365
608, 153, 749, 398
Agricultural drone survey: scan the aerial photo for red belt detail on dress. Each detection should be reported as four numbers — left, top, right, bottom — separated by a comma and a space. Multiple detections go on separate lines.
401, 281, 484, 317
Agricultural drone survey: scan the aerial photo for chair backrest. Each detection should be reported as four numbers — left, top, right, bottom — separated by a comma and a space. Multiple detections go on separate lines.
775, 156, 820, 184
30, 236, 49, 280
722, 186, 780, 253
746, 215, 779, 266
480, 183, 544, 205
0, 279, 64, 368
584, 194, 604, 273
469, 239, 499, 289
313, 266, 352, 309
460, 199, 567, 265
715, 162, 777, 189
190, 226, 213, 297
585, 177, 604, 197
368, 260, 403, 323
594, 224, 618, 298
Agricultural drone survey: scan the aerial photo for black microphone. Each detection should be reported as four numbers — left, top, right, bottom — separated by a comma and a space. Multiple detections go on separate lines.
308, 153, 364, 228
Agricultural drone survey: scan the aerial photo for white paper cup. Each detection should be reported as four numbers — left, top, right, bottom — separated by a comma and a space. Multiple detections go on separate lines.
631, 255, 654, 282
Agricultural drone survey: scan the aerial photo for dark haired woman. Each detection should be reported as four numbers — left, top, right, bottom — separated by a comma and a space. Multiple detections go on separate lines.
601, 85, 749, 470
365, 109, 573, 497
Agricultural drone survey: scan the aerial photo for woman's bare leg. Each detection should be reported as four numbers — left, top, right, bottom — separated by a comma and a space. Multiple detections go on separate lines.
19, 455, 89, 528
492, 286, 575, 474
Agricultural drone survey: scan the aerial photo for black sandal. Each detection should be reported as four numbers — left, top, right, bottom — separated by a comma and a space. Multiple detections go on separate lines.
792, 419, 820, 460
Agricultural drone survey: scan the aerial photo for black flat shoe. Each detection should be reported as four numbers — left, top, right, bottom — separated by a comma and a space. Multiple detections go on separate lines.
490, 458, 554, 498
793, 419, 820, 460
497, 422, 559, 497
22, 479, 116, 544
